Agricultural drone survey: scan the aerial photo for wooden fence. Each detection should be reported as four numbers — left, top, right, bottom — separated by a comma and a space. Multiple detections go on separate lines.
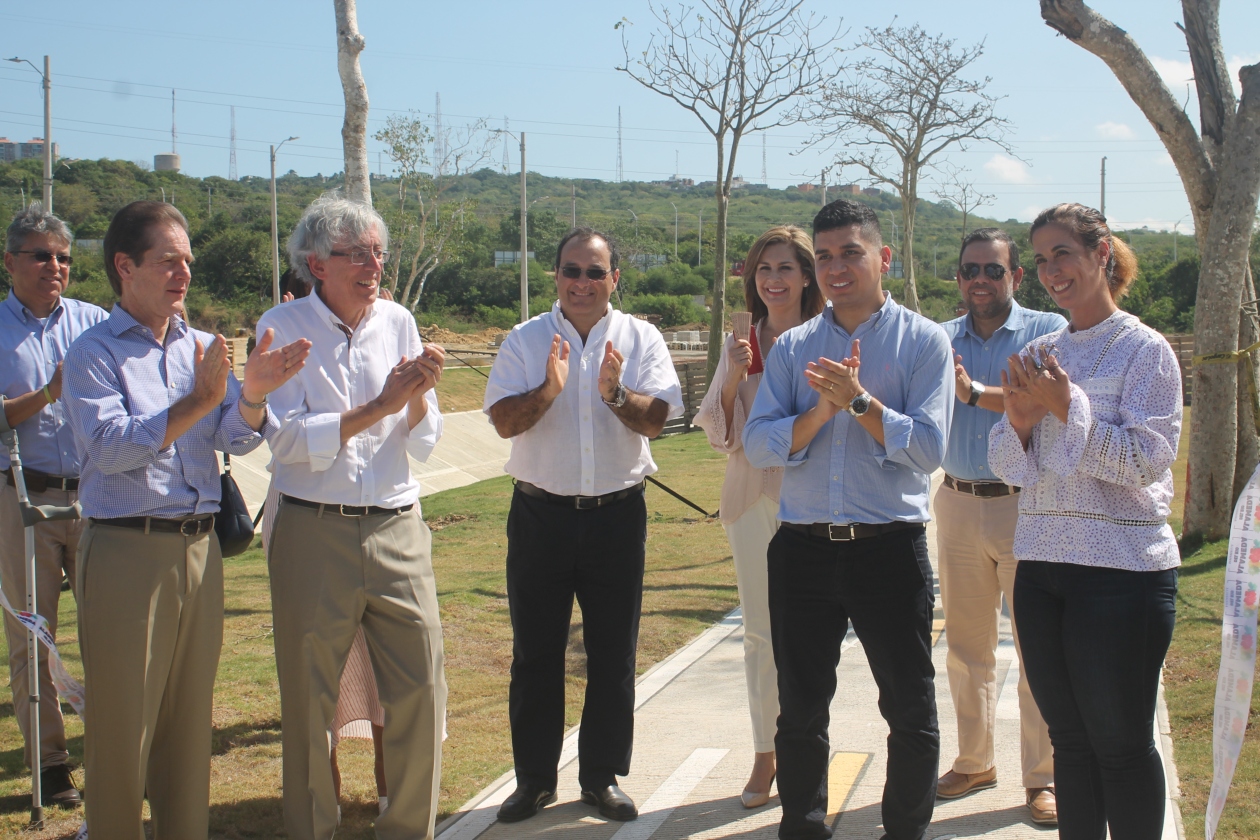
1164, 333, 1194, 404
662, 358, 710, 436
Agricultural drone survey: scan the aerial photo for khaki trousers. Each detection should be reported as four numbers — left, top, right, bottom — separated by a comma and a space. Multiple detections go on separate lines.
76, 520, 224, 839
724, 494, 780, 753
0, 482, 81, 770
269, 500, 446, 840
934, 484, 1053, 789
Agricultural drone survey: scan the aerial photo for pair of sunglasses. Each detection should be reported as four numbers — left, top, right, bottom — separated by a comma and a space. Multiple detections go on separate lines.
559, 265, 612, 281
13, 249, 73, 267
959, 262, 1010, 281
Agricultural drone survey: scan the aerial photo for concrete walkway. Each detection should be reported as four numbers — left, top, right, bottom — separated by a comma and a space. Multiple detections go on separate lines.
435, 474, 1186, 840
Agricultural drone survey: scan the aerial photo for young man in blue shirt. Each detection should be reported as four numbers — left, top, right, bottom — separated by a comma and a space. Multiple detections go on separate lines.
745, 199, 953, 840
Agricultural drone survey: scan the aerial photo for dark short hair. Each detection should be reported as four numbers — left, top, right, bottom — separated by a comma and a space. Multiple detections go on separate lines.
554, 226, 620, 271
812, 199, 882, 246
104, 201, 189, 295
958, 227, 1020, 272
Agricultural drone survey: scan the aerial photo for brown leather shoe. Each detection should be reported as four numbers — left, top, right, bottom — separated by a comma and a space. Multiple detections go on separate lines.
1027, 787, 1058, 825
936, 767, 998, 800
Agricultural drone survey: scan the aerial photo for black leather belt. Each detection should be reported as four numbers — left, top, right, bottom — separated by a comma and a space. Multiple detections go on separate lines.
4, 467, 79, 493
782, 521, 925, 542
515, 480, 645, 510
943, 474, 1020, 497
281, 494, 414, 517
91, 514, 215, 536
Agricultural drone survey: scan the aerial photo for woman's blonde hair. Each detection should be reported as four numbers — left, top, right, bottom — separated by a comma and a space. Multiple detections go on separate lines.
742, 225, 825, 323
1030, 203, 1138, 301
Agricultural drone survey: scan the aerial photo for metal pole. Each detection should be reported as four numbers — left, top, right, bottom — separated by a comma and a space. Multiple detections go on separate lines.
520, 132, 528, 324
42, 56, 51, 212
697, 211, 702, 267
1100, 156, 1107, 218
571, 184, 576, 228
671, 202, 679, 258
270, 145, 280, 306
821, 169, 826, 207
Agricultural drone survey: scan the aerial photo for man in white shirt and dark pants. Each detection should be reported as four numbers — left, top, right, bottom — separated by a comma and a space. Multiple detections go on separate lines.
485, 228, 683, 824
258, 195, 447, 840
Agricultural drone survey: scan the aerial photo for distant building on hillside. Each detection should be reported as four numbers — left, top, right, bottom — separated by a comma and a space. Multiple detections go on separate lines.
795, 182, 816, 193
836, 183, 861, 195
862, 187, 883, 197
650, 174, 695, 188
0, 137, 59, 163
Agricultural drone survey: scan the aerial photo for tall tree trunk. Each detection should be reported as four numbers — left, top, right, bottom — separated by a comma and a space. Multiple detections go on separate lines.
334, 0, 371, 206
900, 186, 920, 312
706, 140, 729, 382
1233, 263, 1260, 503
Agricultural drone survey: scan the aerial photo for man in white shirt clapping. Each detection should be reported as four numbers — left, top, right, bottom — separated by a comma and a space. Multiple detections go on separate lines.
258, 195, 447, 840
485, 228, 683, 824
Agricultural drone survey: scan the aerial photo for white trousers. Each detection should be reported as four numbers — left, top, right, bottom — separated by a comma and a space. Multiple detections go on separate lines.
724, 494, 780, 753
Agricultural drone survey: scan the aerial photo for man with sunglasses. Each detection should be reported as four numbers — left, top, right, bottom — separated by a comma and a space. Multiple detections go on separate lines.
0, 204, 107, 809
485, 227, 682, 824
934, 227, 1066, 824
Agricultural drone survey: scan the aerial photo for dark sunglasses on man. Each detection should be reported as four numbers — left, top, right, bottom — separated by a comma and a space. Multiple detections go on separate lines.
559, 265, 612, 281
11, 249, 73, 267
959, 262, 1009, 281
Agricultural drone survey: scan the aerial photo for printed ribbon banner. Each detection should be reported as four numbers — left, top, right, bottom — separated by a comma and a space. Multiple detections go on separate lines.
0, 575, 85, 717
1206, 462, 1260, 840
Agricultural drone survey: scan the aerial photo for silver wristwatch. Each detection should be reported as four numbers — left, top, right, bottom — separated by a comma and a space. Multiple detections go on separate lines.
847, 391, 872, 417
968, 381, 984, 406
602, 382, 628, 408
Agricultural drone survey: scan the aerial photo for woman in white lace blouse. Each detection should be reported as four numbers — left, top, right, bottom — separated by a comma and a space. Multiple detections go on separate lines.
989, 203, 1181, 839
694, 226, 823, 808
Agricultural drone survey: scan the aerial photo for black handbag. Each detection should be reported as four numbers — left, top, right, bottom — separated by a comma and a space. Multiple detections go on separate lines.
216, 453, 256, 557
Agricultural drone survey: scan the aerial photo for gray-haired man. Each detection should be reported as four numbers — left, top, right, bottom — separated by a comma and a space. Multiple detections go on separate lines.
1, 205, 107, 807
258, 195, 448, 840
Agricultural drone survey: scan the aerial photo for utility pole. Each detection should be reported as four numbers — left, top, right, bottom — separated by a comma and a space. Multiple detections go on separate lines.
671, 202, 679, 258
1173, 216, 1186, 263
821, 168, 827, 207
697, 210, 702, 267
571, 184, 576, 228
520, 132, 528, 323
7, 56, 53, 210
1100, 156, 1107, 218
270, 136, 299, 305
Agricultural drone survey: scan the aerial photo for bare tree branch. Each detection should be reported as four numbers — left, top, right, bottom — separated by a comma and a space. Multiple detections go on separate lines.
333, 0, 371, 206
931, 163, 995, 243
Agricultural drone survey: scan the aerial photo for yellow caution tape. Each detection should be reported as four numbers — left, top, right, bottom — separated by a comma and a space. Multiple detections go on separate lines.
1193, 339, 1260, 366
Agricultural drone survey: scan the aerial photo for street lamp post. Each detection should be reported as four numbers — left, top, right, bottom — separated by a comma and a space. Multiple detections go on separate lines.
520, 133, 528, 323
270, 136, 299, 305
628, 209, 638, 241
670, 202, 679, 258
8, 56, 52, 211
1173, 216, 1187, 263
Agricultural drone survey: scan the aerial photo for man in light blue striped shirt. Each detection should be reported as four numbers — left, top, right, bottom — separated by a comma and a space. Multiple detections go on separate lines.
744, 199, 953, 840
1, 204, 107, 808
61, 200, 311, 837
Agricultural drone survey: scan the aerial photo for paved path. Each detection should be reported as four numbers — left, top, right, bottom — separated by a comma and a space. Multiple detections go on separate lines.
435, 474, 1186, 840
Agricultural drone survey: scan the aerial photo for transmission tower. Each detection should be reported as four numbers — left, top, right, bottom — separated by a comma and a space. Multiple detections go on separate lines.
616, 107, 624, 183
434, 93, 445, 177
228, 106, 238, 181
502, 117, 510, 173
761, 133, 767, 184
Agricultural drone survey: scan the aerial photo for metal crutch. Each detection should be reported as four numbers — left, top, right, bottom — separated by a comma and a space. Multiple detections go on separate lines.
0, 396, 81, 828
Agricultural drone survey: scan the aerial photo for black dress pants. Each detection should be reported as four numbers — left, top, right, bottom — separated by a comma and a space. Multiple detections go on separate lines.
769, 524, 939, 840
505, 485, 647, 791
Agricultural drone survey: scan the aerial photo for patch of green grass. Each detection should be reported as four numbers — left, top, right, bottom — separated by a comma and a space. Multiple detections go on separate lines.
0, 431, 735, 838
436, 367, 490, 414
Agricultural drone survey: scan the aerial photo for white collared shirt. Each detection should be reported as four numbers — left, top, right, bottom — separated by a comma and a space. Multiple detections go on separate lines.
256, 292, 442, 508
483, 302, 683, 497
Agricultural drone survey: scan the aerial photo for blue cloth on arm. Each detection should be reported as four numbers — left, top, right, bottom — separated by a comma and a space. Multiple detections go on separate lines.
62, 306, 276, 519
742, 294, 953, 525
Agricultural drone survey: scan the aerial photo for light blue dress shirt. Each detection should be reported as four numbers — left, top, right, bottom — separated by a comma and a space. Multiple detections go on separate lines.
743, 293, 954, 524
0, 292, 108, 474
941, 301, 1067, 482
62, 306, 277, 519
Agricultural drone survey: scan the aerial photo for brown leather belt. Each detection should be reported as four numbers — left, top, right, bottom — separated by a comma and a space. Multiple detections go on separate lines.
91, 514, 215, 536
4, 467, 79, 493
781, 521, 924, 542
515, 480, 646, 510
943, 474, 1020, 498
281, 494, 414, 517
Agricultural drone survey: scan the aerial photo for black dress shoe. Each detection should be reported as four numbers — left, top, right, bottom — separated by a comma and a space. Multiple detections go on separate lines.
581, 784, 638, 821
41, 764, 82, 807
497, 784, 557, 822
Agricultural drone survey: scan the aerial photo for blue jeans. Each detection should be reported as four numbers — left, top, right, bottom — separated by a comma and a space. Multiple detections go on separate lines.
1014, 560, 1177, 840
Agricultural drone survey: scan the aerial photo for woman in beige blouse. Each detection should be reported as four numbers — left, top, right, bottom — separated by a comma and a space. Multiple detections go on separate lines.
695, 226, 824, 807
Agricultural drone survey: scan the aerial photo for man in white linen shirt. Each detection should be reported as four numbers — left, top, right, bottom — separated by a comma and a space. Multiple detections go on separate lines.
257, 195, 448, 840
485, 227, 683, 824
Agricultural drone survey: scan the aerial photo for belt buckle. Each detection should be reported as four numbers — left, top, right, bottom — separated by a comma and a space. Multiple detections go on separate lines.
339, 504, 367, 517
574, 496, 599, 511
969, 482, 984, 497
827, 523, 856, 541
180, 517, 203, 536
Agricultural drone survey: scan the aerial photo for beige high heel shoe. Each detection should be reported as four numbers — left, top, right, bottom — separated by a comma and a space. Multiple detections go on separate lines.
741, 772, 777, 809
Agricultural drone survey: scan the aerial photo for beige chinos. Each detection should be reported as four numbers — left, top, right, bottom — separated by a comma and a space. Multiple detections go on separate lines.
76, 521, 224, 839
0, 482, 82, 770
268, 499, 446, 840
934, 484, 1053, 788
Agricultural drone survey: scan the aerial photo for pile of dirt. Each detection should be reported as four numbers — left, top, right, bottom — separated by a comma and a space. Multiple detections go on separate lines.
419, 324, 507, 348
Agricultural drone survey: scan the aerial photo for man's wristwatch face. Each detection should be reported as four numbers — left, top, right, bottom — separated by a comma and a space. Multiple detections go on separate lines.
847, 391, 872, 417
968, 381, 983, 406
605, 383, 628, 408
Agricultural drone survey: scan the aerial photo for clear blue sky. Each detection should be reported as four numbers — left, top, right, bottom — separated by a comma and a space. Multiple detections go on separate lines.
4, 1, 1257, 232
